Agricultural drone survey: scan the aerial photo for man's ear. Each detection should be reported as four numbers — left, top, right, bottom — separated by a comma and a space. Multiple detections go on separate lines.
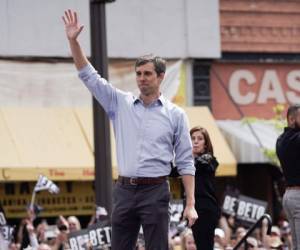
288, 115, 296, 127
158, 72, 165, 83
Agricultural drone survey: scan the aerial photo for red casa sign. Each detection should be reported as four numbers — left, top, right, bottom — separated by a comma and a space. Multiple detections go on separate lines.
211, 63, 300, 119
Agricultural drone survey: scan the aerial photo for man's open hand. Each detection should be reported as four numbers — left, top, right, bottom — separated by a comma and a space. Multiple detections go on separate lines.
62, 9, 84, 41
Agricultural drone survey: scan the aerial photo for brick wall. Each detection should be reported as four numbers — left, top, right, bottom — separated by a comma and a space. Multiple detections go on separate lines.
220, 0, 300, 53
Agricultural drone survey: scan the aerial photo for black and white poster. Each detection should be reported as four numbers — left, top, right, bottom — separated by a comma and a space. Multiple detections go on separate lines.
0, 203, 7, 226
222, 193, 267, 225
68, 221, 111, 250
169, 199, 184, 223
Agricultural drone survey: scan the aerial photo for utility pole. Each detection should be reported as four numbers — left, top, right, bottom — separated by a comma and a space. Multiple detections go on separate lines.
89, 0, 115, 214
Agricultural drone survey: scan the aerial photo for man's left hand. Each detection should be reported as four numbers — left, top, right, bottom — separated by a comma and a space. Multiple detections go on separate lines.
183, 205, 198, 227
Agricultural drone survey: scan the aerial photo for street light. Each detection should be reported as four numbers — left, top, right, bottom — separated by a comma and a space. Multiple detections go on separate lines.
89, 0, 115, 215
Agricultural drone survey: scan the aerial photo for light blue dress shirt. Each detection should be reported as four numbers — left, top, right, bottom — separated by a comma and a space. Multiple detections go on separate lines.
79, 64, 195, 177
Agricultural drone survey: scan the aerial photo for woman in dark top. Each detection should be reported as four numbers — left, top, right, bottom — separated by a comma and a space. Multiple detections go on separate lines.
190, 126, 220, 250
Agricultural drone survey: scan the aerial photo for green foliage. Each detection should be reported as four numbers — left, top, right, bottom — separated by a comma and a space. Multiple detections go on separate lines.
244, 104, 286, 168
262, 148, 280, 166
272, 104, 286, 131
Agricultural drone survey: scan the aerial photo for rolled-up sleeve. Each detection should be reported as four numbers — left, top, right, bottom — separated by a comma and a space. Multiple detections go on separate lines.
173, 111, 195, 176
78, 64, 118, 114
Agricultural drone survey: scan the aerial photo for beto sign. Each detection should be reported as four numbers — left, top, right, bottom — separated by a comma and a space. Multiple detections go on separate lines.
222, 194, 267, 224
68, 221, 111, 250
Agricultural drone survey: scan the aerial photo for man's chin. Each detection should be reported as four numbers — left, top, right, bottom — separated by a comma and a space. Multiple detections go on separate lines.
140, 92, 151, 97
295, 123, 300, 130
140, 89, 154, 96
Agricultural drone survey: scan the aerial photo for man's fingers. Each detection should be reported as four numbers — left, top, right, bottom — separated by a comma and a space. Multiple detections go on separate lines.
78, 25, 84, 34
68, 9, 74, 23
74, 11, 78, 24
183, 214, 196, 227
64, 10, 71, 23
188, 217, 197, 227
62, 16, 67, 25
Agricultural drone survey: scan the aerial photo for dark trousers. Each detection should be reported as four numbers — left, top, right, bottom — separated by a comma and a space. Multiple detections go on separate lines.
111, 181, 170, 250
191, 210, 219, 250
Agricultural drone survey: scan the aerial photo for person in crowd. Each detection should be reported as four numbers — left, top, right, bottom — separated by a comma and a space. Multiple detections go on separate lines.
35, 219, 48, 244
214, 228, 226, 249
180, 228, 197, 250
61, 9, 197, 249
18, 207, 36, 249
170, 235, 182, 250
189, 126, 220, 250
235, 226, 247, 244
26, 220, 39, 248
246, 237, 259, 250
218, 214, 235, 246
8, 242, 21, 250
280, 220, 292, 249
37, 243, 52, 250
67, 216, 81, 232
276, 104, 300, 250
52, 215, 70, 250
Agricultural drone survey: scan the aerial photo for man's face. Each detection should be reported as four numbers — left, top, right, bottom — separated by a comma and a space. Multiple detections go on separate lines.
136, 62, 164, 97
295, 109, 300, 129
288, 108, 300, 129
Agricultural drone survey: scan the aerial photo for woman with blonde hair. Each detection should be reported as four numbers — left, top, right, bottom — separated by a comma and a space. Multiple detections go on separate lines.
67, 216, 81, 232
180, 228, 197, 250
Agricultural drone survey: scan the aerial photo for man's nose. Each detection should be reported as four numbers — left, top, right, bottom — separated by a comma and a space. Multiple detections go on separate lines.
139, 74, 146, 80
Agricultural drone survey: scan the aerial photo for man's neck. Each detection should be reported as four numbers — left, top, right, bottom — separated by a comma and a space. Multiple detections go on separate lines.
140, 93, 160, 106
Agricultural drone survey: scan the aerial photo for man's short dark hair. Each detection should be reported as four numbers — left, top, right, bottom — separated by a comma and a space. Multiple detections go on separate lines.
287, 104, 300, 119
135, 54, 166, 76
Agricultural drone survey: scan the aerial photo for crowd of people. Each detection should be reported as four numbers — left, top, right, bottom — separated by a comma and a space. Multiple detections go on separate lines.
0, 209, 293, 249
0, 209, 83, 250
170, 214, 293, 250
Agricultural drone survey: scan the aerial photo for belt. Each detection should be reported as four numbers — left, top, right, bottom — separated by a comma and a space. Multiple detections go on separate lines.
286, 186, 300, 190
117, 176, 167, 185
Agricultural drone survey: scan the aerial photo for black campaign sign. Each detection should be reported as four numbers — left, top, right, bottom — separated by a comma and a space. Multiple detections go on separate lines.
222, 194, 238, 216
68, 221, 111, 249
0, 203, 7, 226
0, 225, 14, 241
222, 194, 267, 224
169, 199, 184, 223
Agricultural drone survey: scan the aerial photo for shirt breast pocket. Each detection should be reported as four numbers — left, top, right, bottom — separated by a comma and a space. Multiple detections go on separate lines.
145, 118, 173, 145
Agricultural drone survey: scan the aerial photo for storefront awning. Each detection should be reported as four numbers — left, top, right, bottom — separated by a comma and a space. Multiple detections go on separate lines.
74, 108, 119, 180
0, 107, 236, 181
0, 108, 94, 181
184, 107, 237, 176
217, 120, 280, 163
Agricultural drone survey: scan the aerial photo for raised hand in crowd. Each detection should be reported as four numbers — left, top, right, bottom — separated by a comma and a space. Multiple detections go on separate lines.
218, 215, 232, 246
26, 221, 39, 248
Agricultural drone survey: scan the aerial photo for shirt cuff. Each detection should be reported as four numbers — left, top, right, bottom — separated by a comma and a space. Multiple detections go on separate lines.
178, 167, 195, 176
78, 63, 96, 78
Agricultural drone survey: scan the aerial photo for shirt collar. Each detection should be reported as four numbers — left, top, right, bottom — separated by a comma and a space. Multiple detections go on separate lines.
133, 94, 165, 106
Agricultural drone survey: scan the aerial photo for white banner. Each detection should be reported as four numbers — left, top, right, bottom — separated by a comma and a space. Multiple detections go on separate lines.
34, 175, 60, 194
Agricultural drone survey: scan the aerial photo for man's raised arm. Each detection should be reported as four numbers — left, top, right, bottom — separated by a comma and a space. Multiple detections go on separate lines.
62, 9, 89, 70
